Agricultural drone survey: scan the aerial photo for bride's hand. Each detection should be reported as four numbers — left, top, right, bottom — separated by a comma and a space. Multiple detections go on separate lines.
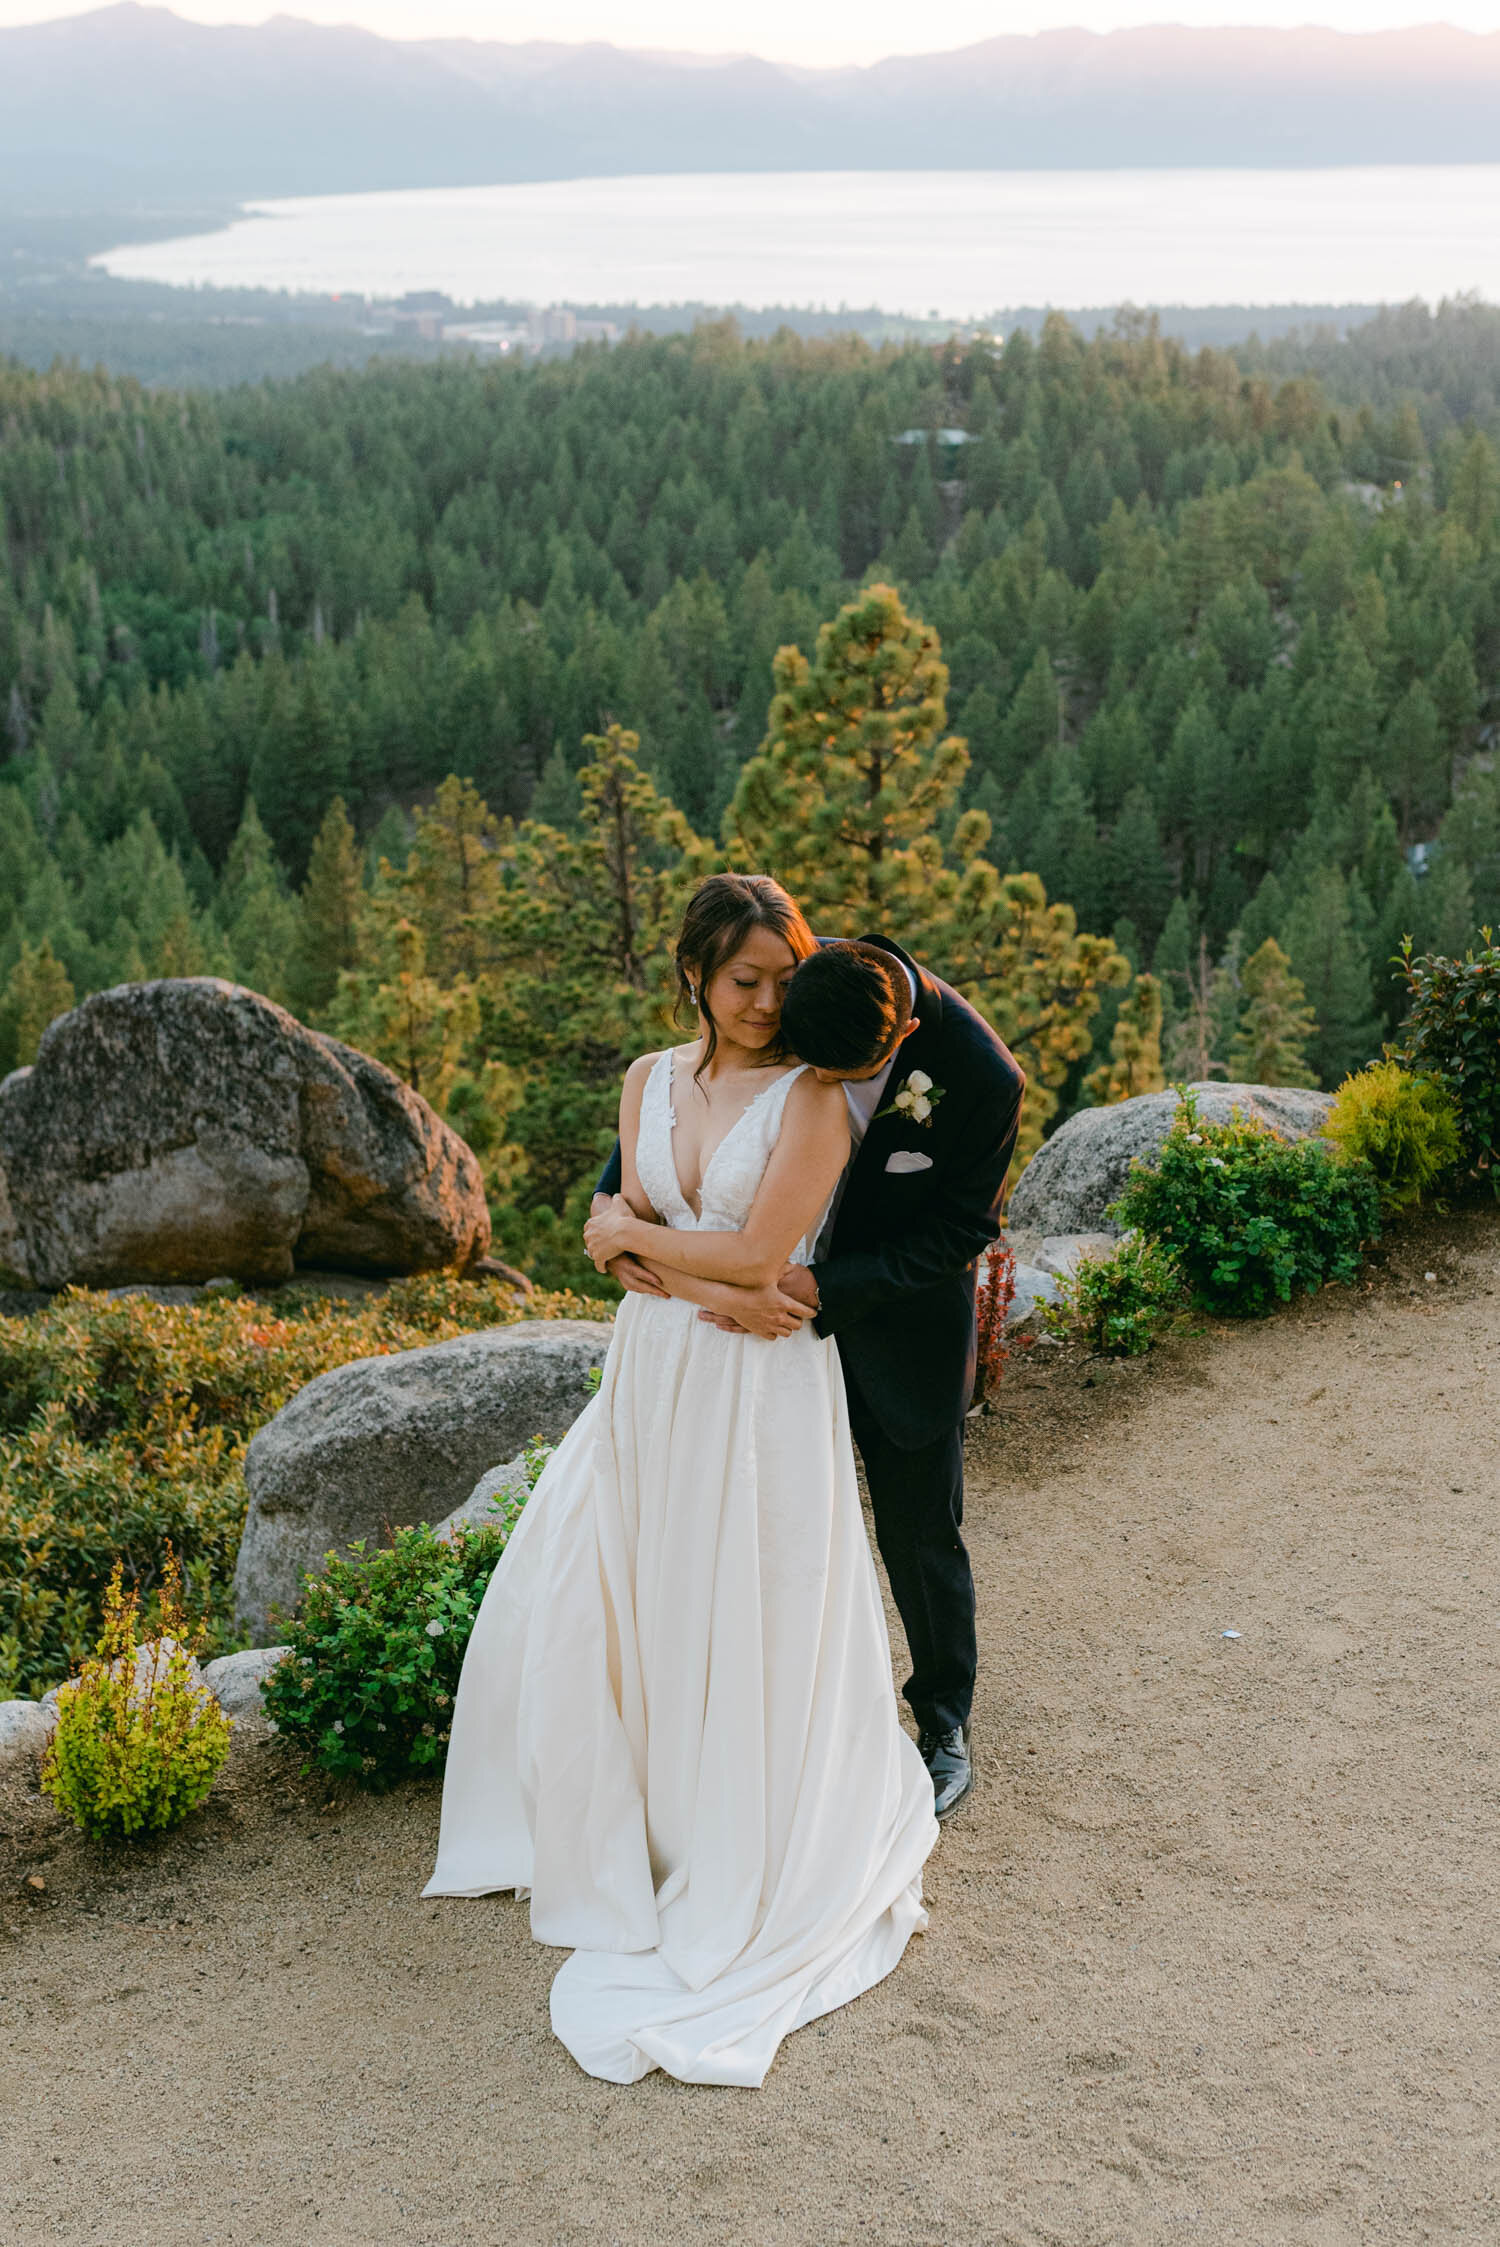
700, 1283, 817, 1341
583, 1193, 639, 1273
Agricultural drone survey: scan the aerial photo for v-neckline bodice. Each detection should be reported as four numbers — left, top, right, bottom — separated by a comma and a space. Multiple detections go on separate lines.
664, 1049, 804, 1223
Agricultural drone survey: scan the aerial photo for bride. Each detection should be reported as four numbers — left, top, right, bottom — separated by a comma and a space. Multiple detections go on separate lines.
423, 872, 938, 2087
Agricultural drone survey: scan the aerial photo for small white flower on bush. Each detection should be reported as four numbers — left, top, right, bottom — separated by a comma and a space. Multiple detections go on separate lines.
1185, 1132, 1203, 1144
332, 1719, 344, 1734
1208, 1157, 1226, 1168
425, 1619, 444, 1638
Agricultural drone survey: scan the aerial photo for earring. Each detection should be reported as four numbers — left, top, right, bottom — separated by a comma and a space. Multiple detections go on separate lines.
687, 983, 698, 1005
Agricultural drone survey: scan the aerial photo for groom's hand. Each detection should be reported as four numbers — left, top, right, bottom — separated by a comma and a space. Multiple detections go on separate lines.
776, 1264, 820, 1313
588, 1193, 667, 1298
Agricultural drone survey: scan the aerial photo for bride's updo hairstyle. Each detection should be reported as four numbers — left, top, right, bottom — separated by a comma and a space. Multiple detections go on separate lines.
675, 872, 816, 1077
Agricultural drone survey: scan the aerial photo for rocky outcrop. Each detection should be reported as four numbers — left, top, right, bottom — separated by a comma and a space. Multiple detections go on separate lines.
0, 978, 489, 1290
1007, 1083, 1336, 1242
433, 1454, 532, 1544
0, 1697, 54, 1765
202, 1645, 289, 1731
232, 1318, 611, 1631
1032, 1233, 1126, 1280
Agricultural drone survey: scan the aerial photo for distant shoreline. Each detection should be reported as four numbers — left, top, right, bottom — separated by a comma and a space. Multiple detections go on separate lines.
88, 168, 1500, 328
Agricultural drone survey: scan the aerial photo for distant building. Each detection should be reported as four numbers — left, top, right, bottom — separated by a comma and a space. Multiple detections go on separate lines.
893, 427, 978, 472
523, 307, 620, 351
529, 306, 577, 345
441, 320, 530, 356
368, 296, 450, 340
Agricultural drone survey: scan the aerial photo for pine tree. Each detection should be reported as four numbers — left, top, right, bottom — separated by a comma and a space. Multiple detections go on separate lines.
482, 725, 713, 1208
216, 798, 300, 1008
727, 582, 973, 937
1104, 784, 1174, 951
1227, 938, 1317, 1086
249, 656, 350, 881
1163, 932, 1240, 1083
729, 585, 1126, 1159
934, 868, 1129, 1164
0, 938, 75, 1071
529, 744, 582, 830
401, 776, 503, 982
1408, 855, 1478, 961
1314, 627, 1383, 799
996, 645, 1062, 789
286, 795, 362, 1023
1429, 636, 1480, 791
1238, 869, 1287, 958
1448, 430, 1499, 549
329, 916, 478, 1108
1083, 972, 1165, 1105
1381, 681, 1443, 842
1282, 866, 1382, 1088
1440, 764, 1500, 925
1031, 752, 1103, 932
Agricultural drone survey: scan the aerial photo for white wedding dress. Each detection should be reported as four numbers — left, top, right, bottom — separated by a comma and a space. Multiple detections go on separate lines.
423, 1051, 938, 2086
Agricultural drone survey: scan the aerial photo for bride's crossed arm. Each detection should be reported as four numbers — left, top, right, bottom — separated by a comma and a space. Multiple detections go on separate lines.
588, 1053, 823, 1342
588, 1064, 850, 1301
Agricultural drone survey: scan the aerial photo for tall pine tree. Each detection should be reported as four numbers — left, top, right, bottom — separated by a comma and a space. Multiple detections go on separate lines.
1227, 938, 1317, 1086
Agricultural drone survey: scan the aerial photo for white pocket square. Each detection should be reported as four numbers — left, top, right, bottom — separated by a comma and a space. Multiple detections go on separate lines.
884, 1150, 933, 1174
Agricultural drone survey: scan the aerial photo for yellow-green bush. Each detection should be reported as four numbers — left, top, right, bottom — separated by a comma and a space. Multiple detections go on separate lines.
0, 1276, 612, 1699
1326, 1062, 1463, 1211
42, 1555, 231, 1841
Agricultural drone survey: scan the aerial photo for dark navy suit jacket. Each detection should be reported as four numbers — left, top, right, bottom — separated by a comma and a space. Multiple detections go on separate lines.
595, 933, 1025, 1450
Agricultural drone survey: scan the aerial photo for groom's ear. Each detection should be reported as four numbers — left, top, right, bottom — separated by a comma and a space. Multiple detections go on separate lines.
898, 1016, 920, 1046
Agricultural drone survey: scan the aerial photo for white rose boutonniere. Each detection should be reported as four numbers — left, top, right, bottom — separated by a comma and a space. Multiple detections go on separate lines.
876, 1068, 944, 1128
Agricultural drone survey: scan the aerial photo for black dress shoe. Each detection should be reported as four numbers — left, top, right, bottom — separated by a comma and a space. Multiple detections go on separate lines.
918, 1725, 973, 1820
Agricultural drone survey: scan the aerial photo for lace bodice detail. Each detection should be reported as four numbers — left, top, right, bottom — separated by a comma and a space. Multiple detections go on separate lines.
634, 1050, 830, 1267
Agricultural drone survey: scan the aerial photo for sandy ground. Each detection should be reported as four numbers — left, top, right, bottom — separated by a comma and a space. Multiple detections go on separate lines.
3, 1206, 1498, 2247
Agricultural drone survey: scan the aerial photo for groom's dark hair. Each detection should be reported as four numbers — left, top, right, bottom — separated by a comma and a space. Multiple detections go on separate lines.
780, 943, 912, 1073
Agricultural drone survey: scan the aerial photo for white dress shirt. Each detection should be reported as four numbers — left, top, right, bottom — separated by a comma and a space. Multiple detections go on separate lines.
813, 961, 920, 1258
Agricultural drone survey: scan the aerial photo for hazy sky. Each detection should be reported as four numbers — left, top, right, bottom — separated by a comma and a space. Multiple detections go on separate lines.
6, 2, 1500, 66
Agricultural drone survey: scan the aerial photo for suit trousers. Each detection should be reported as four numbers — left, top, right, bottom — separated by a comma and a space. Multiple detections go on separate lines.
843, 1369, 977, 1739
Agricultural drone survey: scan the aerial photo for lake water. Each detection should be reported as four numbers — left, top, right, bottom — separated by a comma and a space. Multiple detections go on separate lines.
94, 168, 1500, 317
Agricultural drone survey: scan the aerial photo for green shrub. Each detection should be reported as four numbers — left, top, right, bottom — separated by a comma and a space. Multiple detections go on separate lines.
42, 1554, 231, 1841
1047, 1236, 1188, 1356
1395, 930, 1500, 1191
262, 1517, 523, 1790
0, 1279, 611, 1699
1111, 1089, 1381, 1317
1325, 1061, 1463, 1210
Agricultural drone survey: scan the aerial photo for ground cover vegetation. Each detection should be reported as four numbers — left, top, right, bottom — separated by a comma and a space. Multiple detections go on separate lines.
262, 1520, 517, 1792
1047, 1235, 1190, 1358
41, 1548, 230, 1840
0, 1276, 609, 1701
1111, 1090, 1384, 1319
3, 316, 1499, 1279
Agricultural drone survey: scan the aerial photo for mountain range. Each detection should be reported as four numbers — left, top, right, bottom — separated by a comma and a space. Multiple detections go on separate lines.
3, 6, 1500, 204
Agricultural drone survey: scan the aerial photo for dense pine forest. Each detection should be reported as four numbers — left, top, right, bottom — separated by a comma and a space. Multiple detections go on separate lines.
2, 312, 1497, 1278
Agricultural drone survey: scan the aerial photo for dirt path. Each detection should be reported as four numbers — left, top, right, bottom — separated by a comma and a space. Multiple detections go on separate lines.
4, 1209, 1498, 2247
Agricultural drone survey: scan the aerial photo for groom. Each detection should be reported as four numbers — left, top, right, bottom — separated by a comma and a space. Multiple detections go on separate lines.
594, 929, 1024, 1820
